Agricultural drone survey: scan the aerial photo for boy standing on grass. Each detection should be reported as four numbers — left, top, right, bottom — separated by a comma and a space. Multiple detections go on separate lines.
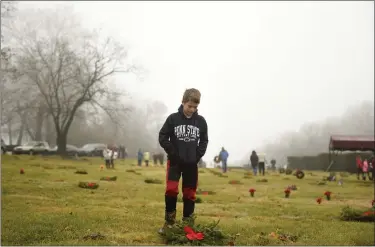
158, 88, 209, 233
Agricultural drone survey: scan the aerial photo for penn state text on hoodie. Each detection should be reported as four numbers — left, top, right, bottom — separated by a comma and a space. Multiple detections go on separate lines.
159, 105, 208, 165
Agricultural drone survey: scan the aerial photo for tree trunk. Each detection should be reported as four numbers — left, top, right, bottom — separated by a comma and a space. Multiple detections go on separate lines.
56, 133, 67, 156
52, 98, 84, 156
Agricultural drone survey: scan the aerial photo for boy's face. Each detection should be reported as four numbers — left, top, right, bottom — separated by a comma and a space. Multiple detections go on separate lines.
182, 101, 199, 117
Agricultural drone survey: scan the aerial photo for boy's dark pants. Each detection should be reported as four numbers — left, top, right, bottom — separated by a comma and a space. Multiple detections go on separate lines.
258, 162, 265, 176
165, 160, 198, 219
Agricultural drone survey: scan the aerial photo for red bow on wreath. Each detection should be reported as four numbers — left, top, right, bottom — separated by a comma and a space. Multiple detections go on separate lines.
184, 226, 204, 241
363, 211, 375, 216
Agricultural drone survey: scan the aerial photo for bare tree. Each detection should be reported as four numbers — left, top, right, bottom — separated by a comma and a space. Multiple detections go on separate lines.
1, 1, 35, 145
10, 6, 136, 154
1, 1, 17, 43
1, 2, 17, 143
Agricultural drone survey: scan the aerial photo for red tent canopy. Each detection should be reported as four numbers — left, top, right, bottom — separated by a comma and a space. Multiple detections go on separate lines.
329, 135, 375, 152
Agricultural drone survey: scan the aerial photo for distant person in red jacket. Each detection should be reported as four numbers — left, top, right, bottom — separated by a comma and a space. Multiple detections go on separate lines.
356, 155, 363, 180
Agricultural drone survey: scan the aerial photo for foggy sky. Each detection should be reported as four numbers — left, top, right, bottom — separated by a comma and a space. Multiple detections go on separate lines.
18, 1, 374, 162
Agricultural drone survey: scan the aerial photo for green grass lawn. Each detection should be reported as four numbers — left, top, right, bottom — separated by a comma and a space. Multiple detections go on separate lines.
1, 155, 374, 246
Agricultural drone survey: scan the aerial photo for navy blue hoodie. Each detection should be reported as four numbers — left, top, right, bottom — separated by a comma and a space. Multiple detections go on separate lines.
159, 105, 208, 165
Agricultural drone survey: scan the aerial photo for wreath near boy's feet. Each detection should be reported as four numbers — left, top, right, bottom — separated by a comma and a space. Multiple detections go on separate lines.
159, 216, 238, 246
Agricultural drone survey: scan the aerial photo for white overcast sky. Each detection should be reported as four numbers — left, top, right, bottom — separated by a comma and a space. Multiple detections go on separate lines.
18, 1, 374, 162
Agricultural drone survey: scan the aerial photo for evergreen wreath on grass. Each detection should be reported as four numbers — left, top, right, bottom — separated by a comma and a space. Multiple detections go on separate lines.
100, 176, 117, 181
75, 170, 88, 174
144, 178, 163, 184
160, 218, 238, 246
78, 181, 99, 189
340, 205, 375, 222
295, 170, 305, 179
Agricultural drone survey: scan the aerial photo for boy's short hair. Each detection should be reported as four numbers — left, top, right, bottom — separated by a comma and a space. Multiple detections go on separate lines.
182, 88, 201, 104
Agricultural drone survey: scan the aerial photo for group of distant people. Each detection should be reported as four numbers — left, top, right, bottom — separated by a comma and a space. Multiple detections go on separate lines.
216, 148, 277, 176
117, 145, 128, 159
250, 150, 270, 176
356, 155, 374, 181
103, 145, 119, 169
137, 149, 165, 167
102, 144, 128, 169
103, 146, 165, 169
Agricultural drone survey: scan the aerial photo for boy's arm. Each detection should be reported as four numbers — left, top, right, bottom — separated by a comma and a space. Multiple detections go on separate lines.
158, 115, 176, 156
197, 117, 209, 158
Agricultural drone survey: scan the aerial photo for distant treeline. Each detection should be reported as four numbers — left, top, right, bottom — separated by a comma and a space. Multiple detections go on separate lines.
287, 152, 374, 173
